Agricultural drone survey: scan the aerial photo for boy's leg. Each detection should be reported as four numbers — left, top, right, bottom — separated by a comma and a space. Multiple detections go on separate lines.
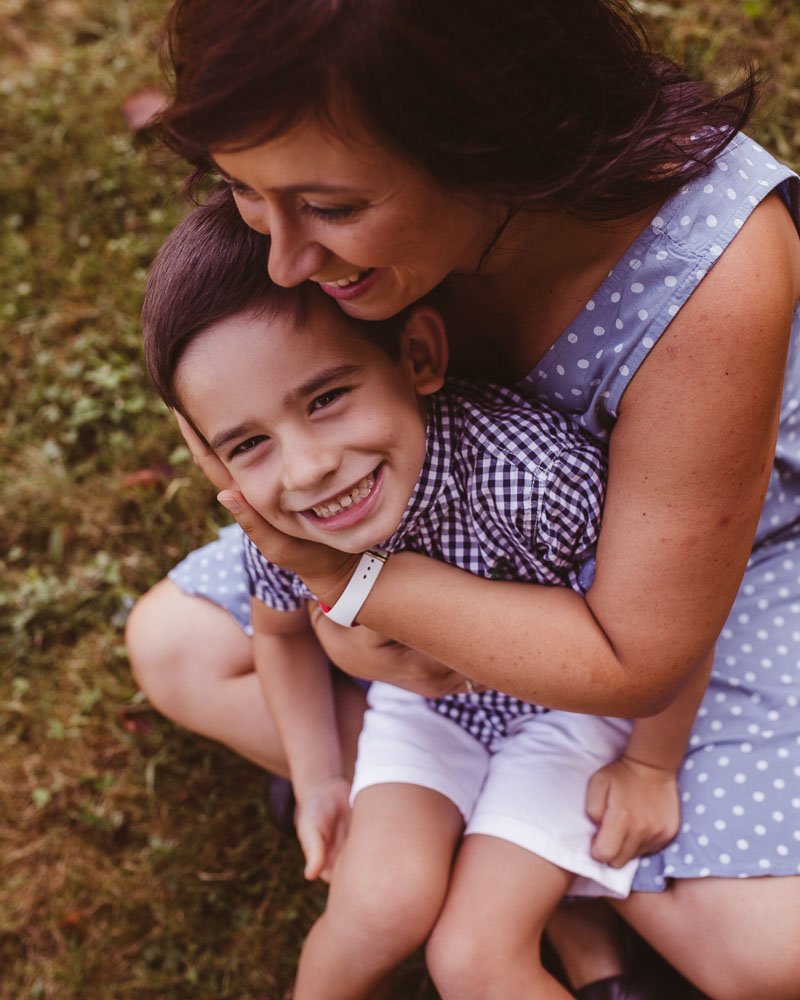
295, 783, 464, 1000
427, 834, 575, 999
126, 578, 366, 774
429, 709, 637, 996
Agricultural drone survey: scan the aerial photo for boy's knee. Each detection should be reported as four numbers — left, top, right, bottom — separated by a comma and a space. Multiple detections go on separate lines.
427, 901, 549, 998
330, 865, 444, 956
427, 912, 513, 996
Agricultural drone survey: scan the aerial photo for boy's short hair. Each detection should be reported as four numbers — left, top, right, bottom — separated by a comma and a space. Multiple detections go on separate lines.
142, 185, 405, 415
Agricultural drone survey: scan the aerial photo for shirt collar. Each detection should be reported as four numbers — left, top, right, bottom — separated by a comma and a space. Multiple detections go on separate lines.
385, 388, 456, 551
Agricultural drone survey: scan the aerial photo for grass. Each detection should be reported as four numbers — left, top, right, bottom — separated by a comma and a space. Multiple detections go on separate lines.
1, 1, 799, 997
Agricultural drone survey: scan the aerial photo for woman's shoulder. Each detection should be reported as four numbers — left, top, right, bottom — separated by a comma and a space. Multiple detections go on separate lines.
519, 135, 799, 438
649, 134, 798, 266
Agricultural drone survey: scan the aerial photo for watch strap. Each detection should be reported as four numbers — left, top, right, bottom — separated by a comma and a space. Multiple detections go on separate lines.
321, 549, 388, 628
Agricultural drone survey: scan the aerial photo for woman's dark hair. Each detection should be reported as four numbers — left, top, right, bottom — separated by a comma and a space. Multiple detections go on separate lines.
142, 185, 405, 418
159, 0, 758, 219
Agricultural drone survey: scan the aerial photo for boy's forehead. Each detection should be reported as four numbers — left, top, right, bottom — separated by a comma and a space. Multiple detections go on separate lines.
181, 303, 402, 405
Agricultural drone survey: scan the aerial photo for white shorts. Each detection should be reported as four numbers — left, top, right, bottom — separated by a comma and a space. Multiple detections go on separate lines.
351, 682, 637, 898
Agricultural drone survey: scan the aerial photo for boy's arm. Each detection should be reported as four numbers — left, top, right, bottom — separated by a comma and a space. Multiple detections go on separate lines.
586, 651, 714, 868
252, 598, 350, 880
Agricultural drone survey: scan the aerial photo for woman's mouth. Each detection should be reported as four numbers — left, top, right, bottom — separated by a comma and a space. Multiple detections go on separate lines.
302, 466, 384, 532
316, 269, 379, 301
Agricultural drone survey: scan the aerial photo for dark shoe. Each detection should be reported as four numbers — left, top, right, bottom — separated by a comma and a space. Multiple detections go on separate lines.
267, 775, 295, 832
574, 974, 651, 1000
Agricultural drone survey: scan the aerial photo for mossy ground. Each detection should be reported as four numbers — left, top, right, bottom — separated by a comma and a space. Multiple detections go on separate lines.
2, 2, 798, 996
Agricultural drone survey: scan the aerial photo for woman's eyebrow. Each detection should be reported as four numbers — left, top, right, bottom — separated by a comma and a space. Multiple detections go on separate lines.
215, 165, 358, 196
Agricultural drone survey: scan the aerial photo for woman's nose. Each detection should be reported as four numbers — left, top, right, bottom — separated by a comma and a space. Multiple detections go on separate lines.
234, 198, 326, 287
267, 233, 326, 288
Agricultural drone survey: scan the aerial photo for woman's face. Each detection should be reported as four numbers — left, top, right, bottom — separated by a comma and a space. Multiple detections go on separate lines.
212, 120, 501, 320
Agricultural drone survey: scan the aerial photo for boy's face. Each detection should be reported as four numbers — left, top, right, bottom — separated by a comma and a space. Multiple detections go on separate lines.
177, 305, 444, 553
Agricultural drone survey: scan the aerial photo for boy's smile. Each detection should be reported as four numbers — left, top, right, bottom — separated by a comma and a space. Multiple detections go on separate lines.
176, 303, 446, 553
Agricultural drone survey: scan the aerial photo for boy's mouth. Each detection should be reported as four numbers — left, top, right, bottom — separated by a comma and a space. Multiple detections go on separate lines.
309, 469, 379, 520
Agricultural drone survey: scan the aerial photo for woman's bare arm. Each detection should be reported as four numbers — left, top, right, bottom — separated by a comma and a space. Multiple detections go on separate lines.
207, 196, 800, 715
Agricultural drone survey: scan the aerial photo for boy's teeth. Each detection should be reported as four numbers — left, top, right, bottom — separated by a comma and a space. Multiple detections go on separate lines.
312, 474, 375, 518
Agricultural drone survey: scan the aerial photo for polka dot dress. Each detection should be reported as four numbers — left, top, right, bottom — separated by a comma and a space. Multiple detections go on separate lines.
166, 133, 800, 891
168, 523, 254, 635
515, 133, 800, 890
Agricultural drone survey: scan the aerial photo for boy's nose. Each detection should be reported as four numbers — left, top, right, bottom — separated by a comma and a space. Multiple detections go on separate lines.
281, 439, 342, 494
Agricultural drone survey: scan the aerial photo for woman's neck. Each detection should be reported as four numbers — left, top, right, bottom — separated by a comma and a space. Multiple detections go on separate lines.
440, 204, 659, 383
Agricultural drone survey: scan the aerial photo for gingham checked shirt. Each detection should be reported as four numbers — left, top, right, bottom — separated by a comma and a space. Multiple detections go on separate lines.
244, 377, 607, 747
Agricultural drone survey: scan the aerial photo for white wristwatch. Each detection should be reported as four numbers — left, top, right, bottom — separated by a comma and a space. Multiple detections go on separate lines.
320, 549, 389, 628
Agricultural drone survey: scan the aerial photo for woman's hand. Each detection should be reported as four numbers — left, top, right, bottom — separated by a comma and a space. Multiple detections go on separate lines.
308, 604, 472, 698
175, 411, 359, 601
175, 409, 236, 491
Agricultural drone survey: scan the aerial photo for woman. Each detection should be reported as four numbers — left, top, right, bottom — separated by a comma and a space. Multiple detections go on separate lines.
127, 1, 800, 996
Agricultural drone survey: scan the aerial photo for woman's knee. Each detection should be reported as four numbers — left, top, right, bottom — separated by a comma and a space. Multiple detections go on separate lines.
125, 579, 250, 711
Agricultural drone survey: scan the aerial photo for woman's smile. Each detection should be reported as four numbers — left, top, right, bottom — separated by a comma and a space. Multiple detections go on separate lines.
212, 121, 499, 319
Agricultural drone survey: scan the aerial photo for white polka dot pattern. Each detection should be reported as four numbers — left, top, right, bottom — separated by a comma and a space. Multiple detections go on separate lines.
167, 134, 800, 892
515, 133, 800, 890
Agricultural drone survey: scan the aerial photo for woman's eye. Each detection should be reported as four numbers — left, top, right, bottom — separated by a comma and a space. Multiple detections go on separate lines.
230, 435, 267, 457
311, 388, 347, 412
301, 202, 357, 222
223, 178, 261, 201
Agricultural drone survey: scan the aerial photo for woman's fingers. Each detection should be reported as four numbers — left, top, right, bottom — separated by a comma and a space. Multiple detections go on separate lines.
217, 490, 289, 558
218, 492, 357, 595
174, 410, 235, 491
309, 614, 465, 697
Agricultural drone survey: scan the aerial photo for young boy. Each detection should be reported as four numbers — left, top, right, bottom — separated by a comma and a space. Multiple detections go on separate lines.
141, 189, 709, 999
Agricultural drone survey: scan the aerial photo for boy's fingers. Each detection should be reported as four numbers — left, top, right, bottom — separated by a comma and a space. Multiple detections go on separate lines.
584, 772, 609, 825
298, 825, 325, 881
590, 809, 627, 864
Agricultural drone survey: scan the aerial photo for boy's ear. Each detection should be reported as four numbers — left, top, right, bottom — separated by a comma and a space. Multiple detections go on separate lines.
400, 306, 449, 396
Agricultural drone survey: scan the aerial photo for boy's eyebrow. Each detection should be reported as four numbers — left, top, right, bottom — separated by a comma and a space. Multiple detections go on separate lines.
286, 364, 363, 406
208, 364, 363, 454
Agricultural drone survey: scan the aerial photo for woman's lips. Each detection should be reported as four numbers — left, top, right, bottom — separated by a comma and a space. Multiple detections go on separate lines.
301, 466, 384, 531
316, 268, 380, 301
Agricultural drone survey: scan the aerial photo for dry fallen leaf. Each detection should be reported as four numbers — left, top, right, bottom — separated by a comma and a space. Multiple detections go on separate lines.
120, 465, 175, 489
121, 87, 169, 133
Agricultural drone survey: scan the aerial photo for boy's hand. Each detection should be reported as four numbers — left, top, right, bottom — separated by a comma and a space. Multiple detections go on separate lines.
585, 755, 681, 868
295, 777, 352, 883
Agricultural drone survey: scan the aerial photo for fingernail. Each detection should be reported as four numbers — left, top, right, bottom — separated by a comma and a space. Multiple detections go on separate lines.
217, 491, 242, 514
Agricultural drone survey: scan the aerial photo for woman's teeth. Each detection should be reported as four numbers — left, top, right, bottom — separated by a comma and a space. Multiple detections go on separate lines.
312, 474, 375, 518
324, 271, 367, 288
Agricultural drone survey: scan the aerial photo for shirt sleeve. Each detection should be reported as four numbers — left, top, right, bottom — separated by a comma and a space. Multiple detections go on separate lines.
534, 432, 607, 593
242, 535, 311, 612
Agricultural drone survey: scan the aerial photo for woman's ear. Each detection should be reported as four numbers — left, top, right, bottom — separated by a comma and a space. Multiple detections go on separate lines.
400, 306, 449, 396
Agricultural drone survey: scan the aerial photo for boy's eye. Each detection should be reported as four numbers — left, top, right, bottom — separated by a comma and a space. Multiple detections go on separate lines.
310, 387, 347, 412
230, 435, 267, 458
